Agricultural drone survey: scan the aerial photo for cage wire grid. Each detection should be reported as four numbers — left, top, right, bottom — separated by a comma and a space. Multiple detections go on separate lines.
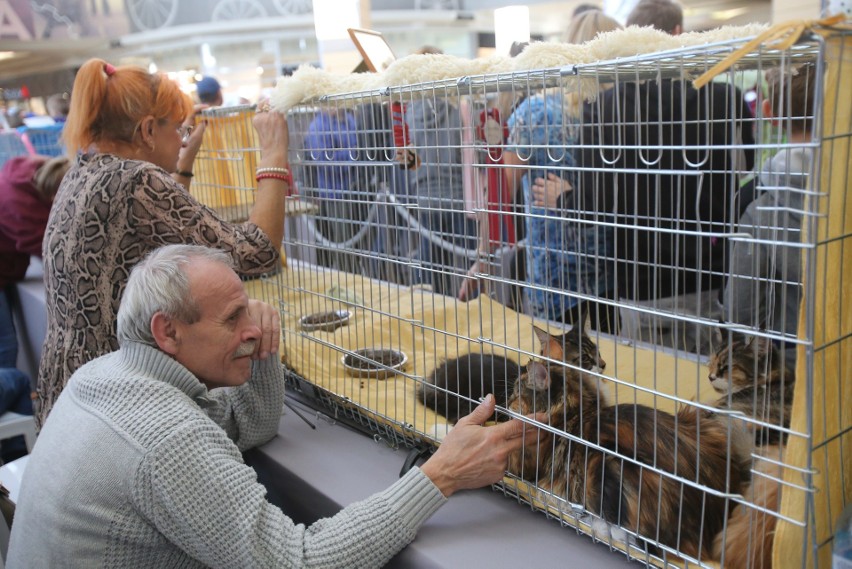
190, 30, 851, 569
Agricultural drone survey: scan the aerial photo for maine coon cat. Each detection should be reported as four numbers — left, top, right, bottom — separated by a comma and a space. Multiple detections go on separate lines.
708, 334, 795, 446
417, 320, 605, 423
709, 336, 793, 569
506, 326, 752, 560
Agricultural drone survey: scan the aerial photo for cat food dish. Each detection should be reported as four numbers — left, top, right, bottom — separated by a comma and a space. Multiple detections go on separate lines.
299, 310, 351, 332
342, 348, 407, 379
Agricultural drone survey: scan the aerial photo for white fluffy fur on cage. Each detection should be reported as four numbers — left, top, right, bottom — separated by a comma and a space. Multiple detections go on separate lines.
271, 23, 769, 112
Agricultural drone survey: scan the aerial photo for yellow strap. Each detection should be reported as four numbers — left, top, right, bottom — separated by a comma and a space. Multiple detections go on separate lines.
692, 13, 849, 89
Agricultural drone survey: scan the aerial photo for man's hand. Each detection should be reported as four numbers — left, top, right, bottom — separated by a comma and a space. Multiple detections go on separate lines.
246, 299, 280, 360
420, 395, 545, 497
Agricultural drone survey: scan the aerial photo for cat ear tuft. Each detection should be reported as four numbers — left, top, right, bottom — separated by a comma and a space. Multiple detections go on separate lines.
532, 325, 552, 347
534, 325, 565, 361
526, 361, 551, 391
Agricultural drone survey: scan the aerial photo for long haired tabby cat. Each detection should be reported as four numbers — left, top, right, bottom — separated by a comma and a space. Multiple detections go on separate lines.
708, 334, 795, 446
507, 326, 752, 560
708, 335, 794, 569
417, 320, 604, 423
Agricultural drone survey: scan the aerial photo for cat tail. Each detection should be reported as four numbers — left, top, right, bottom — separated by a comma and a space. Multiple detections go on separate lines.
712, 474, 779, 569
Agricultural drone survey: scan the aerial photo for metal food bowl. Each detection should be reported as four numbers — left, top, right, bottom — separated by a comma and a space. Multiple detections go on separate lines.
342, 348, 408, 379
299, 310, 351, 333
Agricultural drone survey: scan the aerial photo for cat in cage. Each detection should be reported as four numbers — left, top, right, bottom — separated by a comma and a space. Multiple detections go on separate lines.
506, 326, 753, 560
708, 334, 795, 569
708, 333, 795, 447
709, 63, 815, 568
417, 318, 604, 424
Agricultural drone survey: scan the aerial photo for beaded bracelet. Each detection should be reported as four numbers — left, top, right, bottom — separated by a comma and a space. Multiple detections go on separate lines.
256, 166, 290, 176
256, 172, 290, 183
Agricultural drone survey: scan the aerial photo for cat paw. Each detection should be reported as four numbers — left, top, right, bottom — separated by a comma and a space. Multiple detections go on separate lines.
428, 423, 453, 442
585, 516, 633, 549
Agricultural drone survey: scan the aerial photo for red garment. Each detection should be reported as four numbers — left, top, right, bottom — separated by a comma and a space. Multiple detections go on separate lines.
0, 156, 52, 287
477, 108, 515, 247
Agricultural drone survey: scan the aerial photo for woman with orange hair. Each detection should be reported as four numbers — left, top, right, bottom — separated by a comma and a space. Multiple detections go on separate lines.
36, 59, 290, 427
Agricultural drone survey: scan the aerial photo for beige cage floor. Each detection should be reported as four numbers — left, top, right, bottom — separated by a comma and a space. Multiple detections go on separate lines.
245, 264, 718, 441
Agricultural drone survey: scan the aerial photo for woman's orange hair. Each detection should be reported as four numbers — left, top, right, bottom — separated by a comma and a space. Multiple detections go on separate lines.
63, 58, 193, 153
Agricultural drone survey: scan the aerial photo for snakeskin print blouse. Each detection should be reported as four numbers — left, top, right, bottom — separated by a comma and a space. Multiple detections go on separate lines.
36, 153, 280, 428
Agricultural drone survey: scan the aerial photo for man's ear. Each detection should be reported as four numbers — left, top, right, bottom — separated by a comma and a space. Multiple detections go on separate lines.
151, 312, 180, 355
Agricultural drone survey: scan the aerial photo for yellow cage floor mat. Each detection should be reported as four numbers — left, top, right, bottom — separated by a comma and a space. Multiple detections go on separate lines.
245, 263, 726, 566
245, 263, 718, 440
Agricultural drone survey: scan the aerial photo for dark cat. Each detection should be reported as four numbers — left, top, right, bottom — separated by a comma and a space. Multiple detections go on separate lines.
708, 334, 795, 446
507, 326, 752, 560
417, 321, 605, 424
416, 353, 521, 424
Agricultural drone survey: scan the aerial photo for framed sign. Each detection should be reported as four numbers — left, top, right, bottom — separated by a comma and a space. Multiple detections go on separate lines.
347, 28, 396, 72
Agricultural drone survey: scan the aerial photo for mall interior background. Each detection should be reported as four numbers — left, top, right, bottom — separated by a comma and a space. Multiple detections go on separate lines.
0, 0, 800, 112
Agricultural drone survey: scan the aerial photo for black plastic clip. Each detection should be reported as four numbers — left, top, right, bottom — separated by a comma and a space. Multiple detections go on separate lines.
400, 446, 432, 478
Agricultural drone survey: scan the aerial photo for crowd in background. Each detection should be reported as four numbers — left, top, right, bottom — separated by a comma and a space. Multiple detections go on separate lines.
300, 0, 810, 363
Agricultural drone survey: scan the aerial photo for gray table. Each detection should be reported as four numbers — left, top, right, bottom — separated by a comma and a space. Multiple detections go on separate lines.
245, 404, 637, 568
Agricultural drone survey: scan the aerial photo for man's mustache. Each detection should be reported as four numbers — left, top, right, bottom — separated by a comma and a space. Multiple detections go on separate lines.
233, 341, 258, 358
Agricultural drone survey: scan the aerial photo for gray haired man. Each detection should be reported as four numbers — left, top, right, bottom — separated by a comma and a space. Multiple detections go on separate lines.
9, 244, 538, 568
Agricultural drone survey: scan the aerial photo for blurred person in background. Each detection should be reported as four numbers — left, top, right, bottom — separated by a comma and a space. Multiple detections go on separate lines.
572, 3, 600, 17
577, 0, 755, 354
35, 58, 290, 429
626, 0, 683, 34
403, 46, 478, 296
46, 93, 70, 122
724, 63, 817, 368
0, 154, 70, 462
304, 107, 362, 272
460, 10, 622, 334
196, 75, 224, 107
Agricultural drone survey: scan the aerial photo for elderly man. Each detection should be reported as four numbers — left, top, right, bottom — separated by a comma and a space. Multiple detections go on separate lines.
8, 244, 536, 568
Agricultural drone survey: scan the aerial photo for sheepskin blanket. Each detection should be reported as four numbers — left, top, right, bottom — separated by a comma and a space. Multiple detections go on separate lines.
271, 24, 768, 111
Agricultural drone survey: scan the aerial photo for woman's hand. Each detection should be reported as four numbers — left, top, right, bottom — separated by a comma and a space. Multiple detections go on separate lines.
254, 101, 289, 165
181, 104, 209, 156
531, 173, 572, 209
174, 104, 209, 185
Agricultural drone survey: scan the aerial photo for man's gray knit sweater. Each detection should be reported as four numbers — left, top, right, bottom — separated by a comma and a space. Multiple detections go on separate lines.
7, 342, 445, 568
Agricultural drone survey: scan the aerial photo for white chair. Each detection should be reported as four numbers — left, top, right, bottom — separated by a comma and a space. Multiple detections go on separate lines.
0, 455, 29, 505
0, 413, 36, 454
0, 454, 28, 568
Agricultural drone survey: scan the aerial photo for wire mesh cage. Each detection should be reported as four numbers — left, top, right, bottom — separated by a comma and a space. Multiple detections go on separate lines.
192, 25, 851, 569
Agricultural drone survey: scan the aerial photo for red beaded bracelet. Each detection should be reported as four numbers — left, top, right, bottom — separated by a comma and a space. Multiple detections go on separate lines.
256, 172, 290, 183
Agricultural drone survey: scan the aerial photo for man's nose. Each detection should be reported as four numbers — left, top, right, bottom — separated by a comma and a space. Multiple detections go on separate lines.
243, 322, 261, 342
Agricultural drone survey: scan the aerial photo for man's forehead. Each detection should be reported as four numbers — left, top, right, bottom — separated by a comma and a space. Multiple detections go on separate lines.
186, 259, 245, 308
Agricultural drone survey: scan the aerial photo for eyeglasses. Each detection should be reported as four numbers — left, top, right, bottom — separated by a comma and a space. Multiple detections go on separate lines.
177, 125, 194, 143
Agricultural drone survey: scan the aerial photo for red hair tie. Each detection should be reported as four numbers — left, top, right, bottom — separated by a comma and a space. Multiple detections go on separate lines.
104, 63, 116, 77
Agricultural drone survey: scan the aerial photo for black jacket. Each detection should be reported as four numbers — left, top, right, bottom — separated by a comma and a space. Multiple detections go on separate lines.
574, 79, 755, 301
